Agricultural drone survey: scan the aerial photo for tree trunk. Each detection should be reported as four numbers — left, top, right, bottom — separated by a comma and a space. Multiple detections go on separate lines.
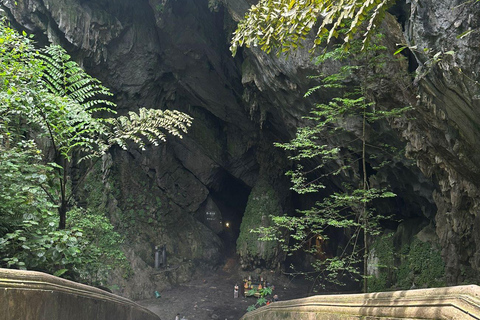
57, 156, 68, 230
362, 106, 368, 293
59, 201, 67, 229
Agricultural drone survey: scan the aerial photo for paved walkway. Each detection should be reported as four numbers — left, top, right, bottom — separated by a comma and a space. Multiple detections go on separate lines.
137, 259, 313, 320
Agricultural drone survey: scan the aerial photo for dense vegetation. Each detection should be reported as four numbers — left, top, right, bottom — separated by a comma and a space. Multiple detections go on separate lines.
232, 0, 443, 293
0, 19, 191, 286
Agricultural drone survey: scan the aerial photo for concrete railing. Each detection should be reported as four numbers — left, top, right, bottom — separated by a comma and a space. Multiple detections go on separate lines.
241, 285, 480, 320
0, 268, 161, 320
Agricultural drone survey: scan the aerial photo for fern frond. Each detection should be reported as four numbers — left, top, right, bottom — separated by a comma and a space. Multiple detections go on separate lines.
37, 45, 117, 113
109, 108, 193, 150
36, 44, 192, 158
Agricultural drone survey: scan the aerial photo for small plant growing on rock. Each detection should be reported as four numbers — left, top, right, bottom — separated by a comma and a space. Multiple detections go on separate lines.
246, 286, 273, 312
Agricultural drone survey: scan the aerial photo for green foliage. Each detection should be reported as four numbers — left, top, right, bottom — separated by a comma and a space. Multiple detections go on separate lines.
0, 19, 192, 230
0, 20, 72, 275
0, 207, 83, 276
396, 238, 445, 289
230, 0, 394, 56
0, 205, 130, 285
1, 114, 127, 284
246, 286, 273, 312
39, 45, 116, 112
0, 19, 56, 243
264, 188, 395, 288
0, 19, 187, 283
0, 20, 43, 117
0, 140, 53, 235
38, 43, 191, 229
265, 37, 408, 290
66, 207, 131, 285
368, 232, 395, 292
368, 233, 446, 291
110, 107, 192, 151
36, 44, 193, 162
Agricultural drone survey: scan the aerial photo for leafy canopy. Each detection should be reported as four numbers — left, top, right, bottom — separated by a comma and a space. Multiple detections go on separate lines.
230, 0, 394, 56
0, 17, 193, 230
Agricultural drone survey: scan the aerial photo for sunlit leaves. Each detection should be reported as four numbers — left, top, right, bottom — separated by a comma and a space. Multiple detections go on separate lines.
231, 0, 322, 56
110, 108, 192, 151
230, 0, 393, 56
36, 44, 193, 161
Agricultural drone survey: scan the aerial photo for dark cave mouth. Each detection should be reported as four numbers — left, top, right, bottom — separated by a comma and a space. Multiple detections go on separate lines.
200, 170, 251, 256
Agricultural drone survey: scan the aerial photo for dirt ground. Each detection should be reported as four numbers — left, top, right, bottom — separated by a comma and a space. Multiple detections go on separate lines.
137, 257, 316, 320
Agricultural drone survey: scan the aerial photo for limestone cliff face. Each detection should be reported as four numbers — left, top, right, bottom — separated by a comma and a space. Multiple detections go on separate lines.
2, 0, 479, 296
401, 0, 480, 284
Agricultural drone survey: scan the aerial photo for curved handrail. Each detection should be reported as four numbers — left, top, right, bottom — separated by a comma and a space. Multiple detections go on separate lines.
0, 268, 161, 320
241, 285, 480, 320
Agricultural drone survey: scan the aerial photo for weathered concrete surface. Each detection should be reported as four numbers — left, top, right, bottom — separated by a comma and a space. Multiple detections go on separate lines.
0, 268, 161, 320
241, 285, 480, 320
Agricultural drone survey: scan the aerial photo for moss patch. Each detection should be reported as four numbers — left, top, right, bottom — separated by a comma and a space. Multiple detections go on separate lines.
369, 233, 446, 292
369, 233, 395, 292
236, 179, 282, 269
396, 237, 445, 289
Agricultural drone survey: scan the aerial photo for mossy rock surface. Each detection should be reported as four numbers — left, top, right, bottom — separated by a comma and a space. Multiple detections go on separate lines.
369, 227, 446, 292
236, 178, 283, 270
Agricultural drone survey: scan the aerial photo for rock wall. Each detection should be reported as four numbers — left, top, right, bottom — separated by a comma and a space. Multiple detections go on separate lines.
236, 178, 284, 270
402, 0, 480, 284
2, 0, 479, 296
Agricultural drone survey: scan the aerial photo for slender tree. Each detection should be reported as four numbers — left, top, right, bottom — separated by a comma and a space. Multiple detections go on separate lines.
31, 44, 192, 229
252, 36, 409, 290
231, 0, 411, 292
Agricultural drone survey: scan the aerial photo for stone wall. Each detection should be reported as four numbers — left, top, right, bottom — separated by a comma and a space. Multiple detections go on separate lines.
241, 285, 480, 320
0, 268, 160, 320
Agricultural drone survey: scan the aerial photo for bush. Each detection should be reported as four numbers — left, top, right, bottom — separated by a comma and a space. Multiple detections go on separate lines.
67, 207, 130, 285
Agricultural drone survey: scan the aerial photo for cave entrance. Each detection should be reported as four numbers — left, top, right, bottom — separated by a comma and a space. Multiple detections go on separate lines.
208, 170, 251, 257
